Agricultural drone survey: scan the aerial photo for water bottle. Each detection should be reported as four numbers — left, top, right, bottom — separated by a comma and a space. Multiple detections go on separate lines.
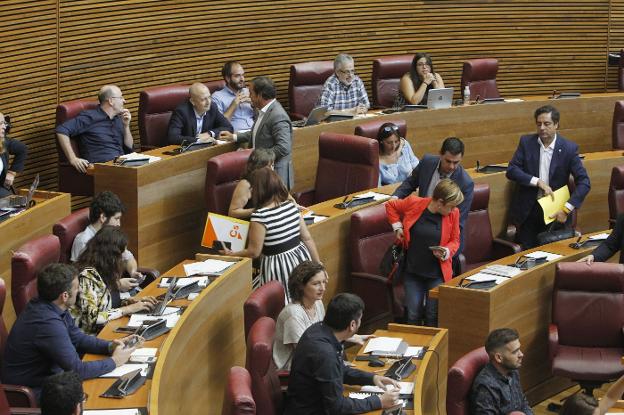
463, 85, 471, 105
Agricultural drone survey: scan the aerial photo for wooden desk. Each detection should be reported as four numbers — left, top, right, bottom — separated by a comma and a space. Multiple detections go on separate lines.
436, 233, 604, 404
82, 254, 252, 413
93, 143, 236, 272
349, 324, 448, 415
0, 190, 70, 327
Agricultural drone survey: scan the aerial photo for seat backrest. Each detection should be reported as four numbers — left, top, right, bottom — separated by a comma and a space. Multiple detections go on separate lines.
0, 278, 8, 366
354, 119, 408, 141
619, 49, 624, 92
460, 58, 501, 100
55, 99, 99, 163
138, 84, 190, 150
243, 281, 285, 341
609, 165, 624, 224
314, 132, 380, 204
371, 54, 414, 107
52, 207, 90, 263
11, 235, 61, 316
463, 183, 495, 265
446, 346, 489, 415
613, 101, 624, 149
553, 262, 624, 348
288, 61, 334, 118
221, 366, 256, 415
350, 204, 394, 275
205, 149, 253, 215
245, 317, 281, 415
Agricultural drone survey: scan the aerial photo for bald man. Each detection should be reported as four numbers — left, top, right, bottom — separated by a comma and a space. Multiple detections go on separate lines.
56, 85, 134, 173
167, 82, 233, 145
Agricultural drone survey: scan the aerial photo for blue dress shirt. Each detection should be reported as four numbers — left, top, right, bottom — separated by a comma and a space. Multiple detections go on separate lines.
211, 86, 255, 131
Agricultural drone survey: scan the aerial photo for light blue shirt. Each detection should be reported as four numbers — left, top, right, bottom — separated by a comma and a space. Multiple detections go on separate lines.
379, 139, 419, 186
211, 86, 255, 132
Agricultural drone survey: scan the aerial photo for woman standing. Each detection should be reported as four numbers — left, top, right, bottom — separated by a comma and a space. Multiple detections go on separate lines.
222, 167, 320, 301
0, 113, 27, 198
377, 122, 419, 185
395, 53, 445, 107
386, 179, 462, 326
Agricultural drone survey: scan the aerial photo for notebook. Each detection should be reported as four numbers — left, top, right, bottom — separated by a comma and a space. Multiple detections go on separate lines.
0, 173, 39, 209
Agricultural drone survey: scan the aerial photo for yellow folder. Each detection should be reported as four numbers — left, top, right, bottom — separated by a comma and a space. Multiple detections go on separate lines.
538, 185, 571, 225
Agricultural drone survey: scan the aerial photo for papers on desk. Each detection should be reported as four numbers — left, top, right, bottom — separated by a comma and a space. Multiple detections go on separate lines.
128, 307, 181, 328
465, 272, 509, 285
354, 191, 391, 202
159, 276, 209, 288
538, 185, 570, 225
404, 346, 424, 357
504, 98, 524, 103
182, 258, 236, 276
302, 210, 327, 224
129, 348, 157, 363
100, 363, 149, 378
524, 250, 563, 261
363, 337, 408, 356
361, 381, 414, 395
84, 410, 142, 415
589, 233, 610, 241
118, 152, 161, 164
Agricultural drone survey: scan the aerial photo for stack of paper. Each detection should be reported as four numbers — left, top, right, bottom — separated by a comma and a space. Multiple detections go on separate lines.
118, 152, 161, 164
363, 337, 406, 355
465, 273, 508, 285
589, 233, 610, 241
99, 363, 149, 378
525, 250, 562, 261
404, 346, 424, 357
128, 307, 181, 328
129, 348, 157, 363
354, 191, 391, 202
183, 259, 235, 276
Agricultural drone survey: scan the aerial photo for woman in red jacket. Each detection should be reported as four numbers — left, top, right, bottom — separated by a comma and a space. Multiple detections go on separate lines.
386, 179, 463, 326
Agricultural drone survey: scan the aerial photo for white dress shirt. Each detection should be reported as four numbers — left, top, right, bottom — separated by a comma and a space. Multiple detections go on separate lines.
529, 134, 574, 211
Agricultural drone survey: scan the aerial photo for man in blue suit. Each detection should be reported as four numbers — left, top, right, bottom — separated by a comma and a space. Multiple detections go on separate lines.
393, 137, 474, 273
506, 105, 590, 249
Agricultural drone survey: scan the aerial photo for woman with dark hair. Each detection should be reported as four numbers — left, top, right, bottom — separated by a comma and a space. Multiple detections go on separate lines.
395, 53, 445, 107
71, 225, 156, 334
377, 122, 419, 185
559, 373, 624, 415
221, 167, 320, 301
228, 148, 275, 219
0, 112, 27, 198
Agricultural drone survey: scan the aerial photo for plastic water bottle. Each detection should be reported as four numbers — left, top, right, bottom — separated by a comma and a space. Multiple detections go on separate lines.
463, 85, 470, 105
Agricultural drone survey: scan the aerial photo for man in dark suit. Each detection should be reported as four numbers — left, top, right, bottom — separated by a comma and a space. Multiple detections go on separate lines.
580, 214, 624, 265
393, 137, 474, 269
167, 82, 233, 145
506, 105, 590, 249
220, 76, 294, 189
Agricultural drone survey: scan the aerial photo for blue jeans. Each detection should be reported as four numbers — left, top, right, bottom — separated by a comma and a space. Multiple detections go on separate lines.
403, 272, 443, 326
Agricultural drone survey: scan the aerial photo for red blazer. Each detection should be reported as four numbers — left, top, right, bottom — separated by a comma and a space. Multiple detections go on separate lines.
385, 196, 460, 282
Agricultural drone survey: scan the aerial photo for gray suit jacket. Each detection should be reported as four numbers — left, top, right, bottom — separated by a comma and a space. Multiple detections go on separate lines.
238, 100, 294, 189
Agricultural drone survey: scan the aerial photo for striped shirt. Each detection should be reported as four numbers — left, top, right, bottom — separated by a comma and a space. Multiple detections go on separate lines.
317, 74, 370, 111
251, 201, 301, 253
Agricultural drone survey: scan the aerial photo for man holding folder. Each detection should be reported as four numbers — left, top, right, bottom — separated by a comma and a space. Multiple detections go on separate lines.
506, 105, 590, 249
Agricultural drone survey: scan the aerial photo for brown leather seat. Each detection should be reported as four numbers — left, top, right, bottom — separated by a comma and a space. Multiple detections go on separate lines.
205, 149, 252, 215
288, 61, 334, 120
245, 317, 282, 415
243, 281, 285, 341
354, 119, 407, 140
446, 346, 489, 415
612, 101, 624, 149
221, 366, 256, 415
619, 49, 624, 92
138, 80, 226, 150
11, 235, 60, 316
460, 184, 521, 272
549, 262, 624, 394
297, 132, 379, 206
371, 55, 414, 108
350, 204, 404, 329
55, 99, 99, 196
608, 165, 624, 228
460, 58, 501, 100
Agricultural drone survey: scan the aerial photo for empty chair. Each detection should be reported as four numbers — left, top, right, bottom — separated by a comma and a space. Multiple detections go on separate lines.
460, 58, 501, 100
205, 149, 252, 215
296, 132, 379, 206
222, 366, 256, 415
55, 99, 99, 196
446, 347, 489, 415
354, 119, 407, 140
371, 54, 414, 108
245, 317, 282, 415
350, 204, 404, 329
608, 165, 624, 227
243, 281, 285, 341
288, 61, 334, 120
52, 207, 90, 263
613, 101, 624, 149
460, 184, 521, 273
11, 235, 60, 316
549, 262, 624, 395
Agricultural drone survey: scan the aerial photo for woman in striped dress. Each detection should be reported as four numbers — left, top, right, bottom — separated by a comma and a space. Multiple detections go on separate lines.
222, 167, 320, 302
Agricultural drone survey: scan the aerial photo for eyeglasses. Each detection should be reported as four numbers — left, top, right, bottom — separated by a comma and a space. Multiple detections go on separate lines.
416, 62, 431, 67
110, 96, 124, 100
338, 69, 356, 76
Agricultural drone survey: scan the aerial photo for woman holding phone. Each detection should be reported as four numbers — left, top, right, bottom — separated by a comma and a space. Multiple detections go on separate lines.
385, 179, 462, 326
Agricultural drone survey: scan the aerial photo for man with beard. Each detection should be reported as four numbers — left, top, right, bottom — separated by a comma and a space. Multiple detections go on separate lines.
470, 328, 532, 415
41, 371, 85, 415
212, 61, 255, 131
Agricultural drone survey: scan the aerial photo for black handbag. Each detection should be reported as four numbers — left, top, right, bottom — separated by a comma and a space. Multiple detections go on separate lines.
379, 242, 406, 284
536, 221, 575, 246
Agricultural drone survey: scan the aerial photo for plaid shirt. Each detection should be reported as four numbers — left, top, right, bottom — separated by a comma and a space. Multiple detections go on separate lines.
317, 74, 370, 110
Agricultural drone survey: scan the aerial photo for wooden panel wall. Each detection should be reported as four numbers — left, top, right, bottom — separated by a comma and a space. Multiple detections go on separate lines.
1, 0, 624, 200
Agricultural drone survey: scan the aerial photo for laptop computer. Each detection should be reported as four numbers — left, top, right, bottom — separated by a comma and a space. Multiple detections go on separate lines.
0, 173, 39, 209
426, 88, 454, 109
292, 106, 329, 128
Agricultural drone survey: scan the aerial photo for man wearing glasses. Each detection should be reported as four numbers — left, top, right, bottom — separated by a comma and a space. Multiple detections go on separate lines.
56, 85, 134, 173
317, 53, 370, 114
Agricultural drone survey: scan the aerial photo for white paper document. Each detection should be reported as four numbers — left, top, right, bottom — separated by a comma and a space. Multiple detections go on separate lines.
353, 191, 391, 202
128, 307, 181, 328
302, 210, 327, 224
129, 348, 157, 363
363, 337, 403, 354
589, 233, 610, 240
118, 152, 161, 163
524, 250, 562, 261
99, 363, 148, 378
361, 381, 414, 395
183, 259, 235, 276
84, 410, 141, 415
158, 276, 209, 288
404, 346, 424, 357
465, 272, 508, 285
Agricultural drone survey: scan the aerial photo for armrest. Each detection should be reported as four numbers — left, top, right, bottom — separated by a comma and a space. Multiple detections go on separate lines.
4, 384, 36, 408
491, 238, 522, 260
289, 112, 306, 121
548, 323, 559, 366
293, 189, 315, 207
